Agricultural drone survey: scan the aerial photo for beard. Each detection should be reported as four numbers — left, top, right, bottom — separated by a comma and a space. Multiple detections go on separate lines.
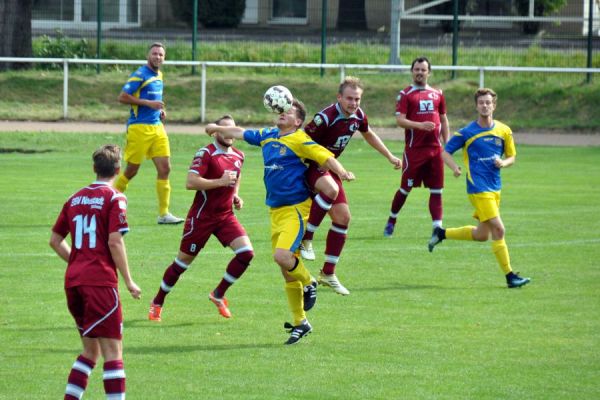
216, 135, 232, 148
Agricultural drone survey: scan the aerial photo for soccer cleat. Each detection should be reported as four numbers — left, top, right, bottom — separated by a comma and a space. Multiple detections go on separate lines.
303, 280, 318, 311
428, 226, 445, 252
300, 240, 316, 261
157, 213, 184, 225
284, 321, 312, 345
506, 273, 531, 289
318, 271, 350, 295
383, 222, 395, 237
208, 291, 231, 318
148, 303, 162, 321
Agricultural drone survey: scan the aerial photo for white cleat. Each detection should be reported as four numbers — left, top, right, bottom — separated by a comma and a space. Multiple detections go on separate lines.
157, 213, 184, 225
300, 240, 316, 261
318, 271, 350, 296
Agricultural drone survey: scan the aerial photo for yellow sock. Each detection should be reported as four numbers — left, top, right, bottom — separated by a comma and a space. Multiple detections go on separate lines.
285, 281, 306, 325
156, 179, 171, 216
446, 226, 476, 241
492, 239, 512, 274
114, 174, 129, 193
286, 257, 312, 287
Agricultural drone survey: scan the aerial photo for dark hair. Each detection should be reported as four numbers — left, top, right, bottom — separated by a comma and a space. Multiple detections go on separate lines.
292, 99, 307, 125
411, 56, 431, 72
474, 88, 497, 104
149, 42, 166, 52
338, 76, 363, 95
93, 144, 121, 178
215, 114, 235, 125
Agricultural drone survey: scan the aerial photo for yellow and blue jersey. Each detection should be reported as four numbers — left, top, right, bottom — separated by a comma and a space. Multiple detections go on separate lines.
243, 127, 334, 208
121, 65, 163, 125
445, 120, 516, 194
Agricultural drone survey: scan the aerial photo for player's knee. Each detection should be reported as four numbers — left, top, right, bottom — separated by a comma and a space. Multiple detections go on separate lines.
273, 251, 293, 269
236, 249, 254, 266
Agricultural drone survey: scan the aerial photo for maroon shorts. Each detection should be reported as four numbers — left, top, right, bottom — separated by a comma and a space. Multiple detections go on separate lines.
179, 212, 247, 256
305, 164, 347, 205
401, 147, 444, 190
65, 285, 123, 339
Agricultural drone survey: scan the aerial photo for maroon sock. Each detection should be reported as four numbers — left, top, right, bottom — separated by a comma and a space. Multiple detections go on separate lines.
214, 250, 254, 298
322, 223, 348, 275
103, 360, 126, 398
303, 193, 335, 240
64, 355, 95, 400
153, 260, 187, 306
429, 192, 443, 222
388, 189, 408, 224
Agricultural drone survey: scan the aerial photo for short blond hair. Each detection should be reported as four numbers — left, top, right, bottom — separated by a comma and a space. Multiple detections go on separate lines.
338, 76, 363, 95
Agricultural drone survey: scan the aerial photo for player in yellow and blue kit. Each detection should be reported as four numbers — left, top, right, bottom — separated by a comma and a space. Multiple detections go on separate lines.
115, 42, 183, 225
206, 99, 355, 344
428, 88, 530, 288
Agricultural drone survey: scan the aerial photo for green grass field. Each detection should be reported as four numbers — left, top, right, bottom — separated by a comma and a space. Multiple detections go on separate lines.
1, 132, 599, 399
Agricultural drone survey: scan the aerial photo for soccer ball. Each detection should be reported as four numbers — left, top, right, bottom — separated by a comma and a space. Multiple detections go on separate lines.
263, 85, 293, 114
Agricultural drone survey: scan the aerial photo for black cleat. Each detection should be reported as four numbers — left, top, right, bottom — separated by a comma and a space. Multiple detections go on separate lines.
507, 273, 531, 288
428, 227, 445, 252
284, 321, 312, 345
303, 280, 317, 311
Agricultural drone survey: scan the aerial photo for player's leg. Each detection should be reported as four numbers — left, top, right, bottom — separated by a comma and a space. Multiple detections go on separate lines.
114, 125, 145, 193
425, 151, 445, 230
98, 338, 126, 399
301, 170, 339, 260
384, 153, 413, 237
209, 219, 254, 318
151, 125, 183, 224
64, 288, 98, 400
319, 198, 351, 295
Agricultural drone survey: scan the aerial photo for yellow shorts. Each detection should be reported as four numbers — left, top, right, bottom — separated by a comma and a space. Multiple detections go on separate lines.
469, 191, 501, 222
269, 198, 312, 254
123, 123, 170, 164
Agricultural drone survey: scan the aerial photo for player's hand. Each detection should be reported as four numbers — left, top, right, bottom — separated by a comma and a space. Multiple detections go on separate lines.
389, 156, 402, 170
421, 121, 436, 131
145, 100, 164, 110
127, 281, 142, 299
221, 170, 238, 187
160, 109, 166, 122
233, 195, 244, 210
340, 171, 355, 181
453, 167, 462, 177
494, 157, 504, 168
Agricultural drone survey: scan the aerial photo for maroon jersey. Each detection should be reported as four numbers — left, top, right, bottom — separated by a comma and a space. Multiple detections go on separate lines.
305, 103, 369, 159
188, 143, 244, 218
52, 182, 129, 289
396, 85, 447, 149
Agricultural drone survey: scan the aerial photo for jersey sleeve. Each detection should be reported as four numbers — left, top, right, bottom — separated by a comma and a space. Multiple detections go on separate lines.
445, 132, 466, 154
243, 129, 265, 147
189, 148, 211, 176
304, 113, 327, 140
439, 92, 447, 115
121, 68, 144, 95
503, 128, 516, 157
108, 193, 129, 236
51, 201, 70, 238
295, 131, 334, 165
395, 91, 407, 115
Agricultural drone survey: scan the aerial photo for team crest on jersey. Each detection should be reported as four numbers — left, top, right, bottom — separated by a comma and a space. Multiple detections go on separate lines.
314, 115, 323, 126
234, 160, 242, 169
495, 138, 502, 146
279, 146, 287, 156
349, 122, 358, 133
407, 179, 414, 187
428, 92, 439, 100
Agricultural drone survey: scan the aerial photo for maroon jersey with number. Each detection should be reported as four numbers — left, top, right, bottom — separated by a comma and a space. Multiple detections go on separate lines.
52, 182, 129, 289
396, 85, 447, 149
304, 103, 369, 159
188, 143, 244, 218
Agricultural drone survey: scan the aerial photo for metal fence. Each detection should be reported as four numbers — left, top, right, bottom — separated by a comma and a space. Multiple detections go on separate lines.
3, 0, 594, 68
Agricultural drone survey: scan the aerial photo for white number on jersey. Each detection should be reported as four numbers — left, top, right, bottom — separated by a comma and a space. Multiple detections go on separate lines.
333, 135, 352, 149
72, 214, 97, 249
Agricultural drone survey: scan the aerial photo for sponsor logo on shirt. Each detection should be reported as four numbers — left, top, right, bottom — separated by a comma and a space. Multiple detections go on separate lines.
71, 196, 104, 207
419, 100, 435, 112
314, 115, 323, 126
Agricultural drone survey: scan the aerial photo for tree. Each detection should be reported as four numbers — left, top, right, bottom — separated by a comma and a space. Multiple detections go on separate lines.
0, 0, 33, 71
337, 0, 367, 30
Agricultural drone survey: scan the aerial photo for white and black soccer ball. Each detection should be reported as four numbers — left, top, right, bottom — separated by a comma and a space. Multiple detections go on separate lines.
263, 85, 293, 114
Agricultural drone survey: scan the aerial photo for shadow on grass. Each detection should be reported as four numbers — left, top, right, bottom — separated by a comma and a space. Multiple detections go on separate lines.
127, 342, 277, 354
349, 283, 443, 292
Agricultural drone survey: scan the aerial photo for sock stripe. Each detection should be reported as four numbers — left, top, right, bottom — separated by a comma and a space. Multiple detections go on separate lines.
65, 384, 85, 399
160, 281, 173, 292
306, 223, 318, 233
71, 360, 93, 376
106, 394, 126, 400
314, 194, 333, 210
234, 245, 253, 254
103, 369, 126, 380
223, 272, 236, 283
174, 257, 189, 269
325, 255, 340, 264
330, 225, 348, 235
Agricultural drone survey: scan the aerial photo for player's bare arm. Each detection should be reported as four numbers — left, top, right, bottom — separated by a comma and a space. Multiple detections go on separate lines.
49, 232, 70, 262
396, 113, 435, 131
118, 91, 164, 110
108, 232, 141, 299
440, 114, 450, 144
322, 157, 355, 181
442, 151, 462, 177
233, 175, 244, 210
205, 123, 245, 139
361, 128, 402, 169
186, 171, 238, 191
495, 155, 515, 169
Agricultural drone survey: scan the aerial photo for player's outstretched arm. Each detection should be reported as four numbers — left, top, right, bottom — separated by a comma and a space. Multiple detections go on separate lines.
108, 232, 141, 299
205, 123, 244, 139
442, 151, 461, 177
322, 157, 355, 182
49, 231, 70, 263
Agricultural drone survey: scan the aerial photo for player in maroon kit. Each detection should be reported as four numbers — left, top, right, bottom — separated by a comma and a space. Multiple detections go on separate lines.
300, 76, 402, 295
50, 144, 141, 400
148, 115, 254, 320
383, 56, 450, 239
